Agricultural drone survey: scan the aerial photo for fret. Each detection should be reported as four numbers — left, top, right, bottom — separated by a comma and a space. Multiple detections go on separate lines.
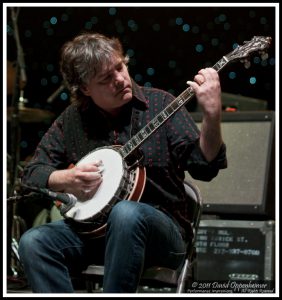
149, 123, 155, 131
121, 84, 197, 160
140, 130, 147, 139
177, 95, 185, 106
120, 138, 140, 158
145, 126, 151, 134
166, 106, 174, 115
170, 101, 179, 111
152, 119, 160, 127
130, 138, 137, 147
119, 147, 127, 157
213, 57, 228, 72
123, 147, 129, 155
183, 87, 193, 98
157, 115, 164, 123
138, 131, 145, 140
133, 135, 141, 144
161, 111, 169, 119
124, 144, 131, 153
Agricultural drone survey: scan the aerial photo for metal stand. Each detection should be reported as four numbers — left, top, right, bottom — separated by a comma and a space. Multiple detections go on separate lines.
7, 7, 28, 282
7, 191, 28, 290
8, 7, 26, 196
7, 160, 27, 280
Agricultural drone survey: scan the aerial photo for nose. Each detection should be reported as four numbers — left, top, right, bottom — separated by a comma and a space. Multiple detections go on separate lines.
114, 71, 124, 87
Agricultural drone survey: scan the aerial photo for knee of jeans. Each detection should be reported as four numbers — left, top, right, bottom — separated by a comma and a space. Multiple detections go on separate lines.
108, 200, 145, 230
18, 228, 44, 260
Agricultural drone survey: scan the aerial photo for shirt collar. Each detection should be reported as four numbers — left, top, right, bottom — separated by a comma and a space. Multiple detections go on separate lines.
131, 79, 149, 109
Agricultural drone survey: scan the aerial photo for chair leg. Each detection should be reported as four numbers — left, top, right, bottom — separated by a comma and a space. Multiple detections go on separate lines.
85, 279, 94, 293
176, 259, 190, 293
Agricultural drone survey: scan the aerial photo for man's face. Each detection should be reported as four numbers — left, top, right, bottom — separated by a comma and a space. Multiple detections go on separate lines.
82, 55, 133, 115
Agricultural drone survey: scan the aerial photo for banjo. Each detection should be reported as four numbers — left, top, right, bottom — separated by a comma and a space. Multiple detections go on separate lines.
60, 36, 271, 237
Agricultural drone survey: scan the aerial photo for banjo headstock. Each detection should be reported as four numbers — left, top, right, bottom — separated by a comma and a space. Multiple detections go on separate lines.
225, 36, 272, 68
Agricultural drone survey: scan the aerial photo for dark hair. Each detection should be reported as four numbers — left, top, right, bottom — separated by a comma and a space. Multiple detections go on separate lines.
60, 32, 129, 107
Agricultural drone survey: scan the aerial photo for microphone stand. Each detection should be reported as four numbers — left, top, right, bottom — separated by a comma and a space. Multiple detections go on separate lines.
9, 7, 27, 197
46, 82, 65, 104
7, 7, 27, 279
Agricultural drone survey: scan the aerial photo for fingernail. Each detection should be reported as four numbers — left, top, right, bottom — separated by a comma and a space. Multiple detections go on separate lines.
94, 160, 103, 166
98, 166, 105, 174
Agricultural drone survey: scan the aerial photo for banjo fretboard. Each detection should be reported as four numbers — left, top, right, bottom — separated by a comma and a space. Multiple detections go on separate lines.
119, 36, 271, 160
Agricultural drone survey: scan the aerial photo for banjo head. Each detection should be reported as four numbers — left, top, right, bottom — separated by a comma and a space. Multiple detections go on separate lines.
65, 147, 125, 221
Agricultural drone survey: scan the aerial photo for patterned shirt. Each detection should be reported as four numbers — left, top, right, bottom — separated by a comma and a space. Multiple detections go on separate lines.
22, 80, 227, 241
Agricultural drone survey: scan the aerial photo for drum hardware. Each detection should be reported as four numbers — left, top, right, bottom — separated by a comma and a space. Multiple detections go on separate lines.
8, 6, 28, 197
7, 106, 55, 123
7, 155, 26, 278
6, 8, 54, 278
10, 216, 26, 277
11, 238, 21, 277
7, 60, 26, 96
6, 8, 55, 286
10, 7, 27, 86
46, 81, 66, 104
18, 89, 28, 107
7, 7, 28, 281
6, 191, 28, 279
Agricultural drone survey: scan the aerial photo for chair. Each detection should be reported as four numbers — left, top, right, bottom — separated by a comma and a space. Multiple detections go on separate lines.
82, 179, 203, 293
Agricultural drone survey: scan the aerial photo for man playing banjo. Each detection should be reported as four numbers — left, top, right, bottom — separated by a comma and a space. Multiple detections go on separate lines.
18, 32, 227, 293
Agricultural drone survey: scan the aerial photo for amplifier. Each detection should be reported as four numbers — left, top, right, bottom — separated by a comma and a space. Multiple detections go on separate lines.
194, 219, 275, 288
186, 111, 275, 218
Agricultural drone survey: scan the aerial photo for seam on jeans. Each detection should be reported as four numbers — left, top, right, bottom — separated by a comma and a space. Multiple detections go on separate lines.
169, 250, 186, 256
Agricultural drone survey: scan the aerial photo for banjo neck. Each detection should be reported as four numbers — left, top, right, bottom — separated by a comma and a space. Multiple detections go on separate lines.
119, 56, 227, 160
119, 35, 271, 161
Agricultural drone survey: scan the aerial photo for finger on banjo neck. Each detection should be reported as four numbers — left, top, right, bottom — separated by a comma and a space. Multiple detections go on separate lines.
193, 74, 205, 85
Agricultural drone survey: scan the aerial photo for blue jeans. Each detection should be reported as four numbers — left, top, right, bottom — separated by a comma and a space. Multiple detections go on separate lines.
18, 200, 186, 293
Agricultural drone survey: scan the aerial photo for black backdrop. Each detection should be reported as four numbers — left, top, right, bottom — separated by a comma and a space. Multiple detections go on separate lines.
5, 4, 276, 161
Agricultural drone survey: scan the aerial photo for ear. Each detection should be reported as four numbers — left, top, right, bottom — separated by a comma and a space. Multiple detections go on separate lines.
80, 85, 91, 96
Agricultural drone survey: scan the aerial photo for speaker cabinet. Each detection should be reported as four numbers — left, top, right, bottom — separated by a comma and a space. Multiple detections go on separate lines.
194, 220, 275, 286
186, 111, 275, 218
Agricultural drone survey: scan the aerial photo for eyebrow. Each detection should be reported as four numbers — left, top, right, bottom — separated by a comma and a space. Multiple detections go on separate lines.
96, 59, 123, 80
